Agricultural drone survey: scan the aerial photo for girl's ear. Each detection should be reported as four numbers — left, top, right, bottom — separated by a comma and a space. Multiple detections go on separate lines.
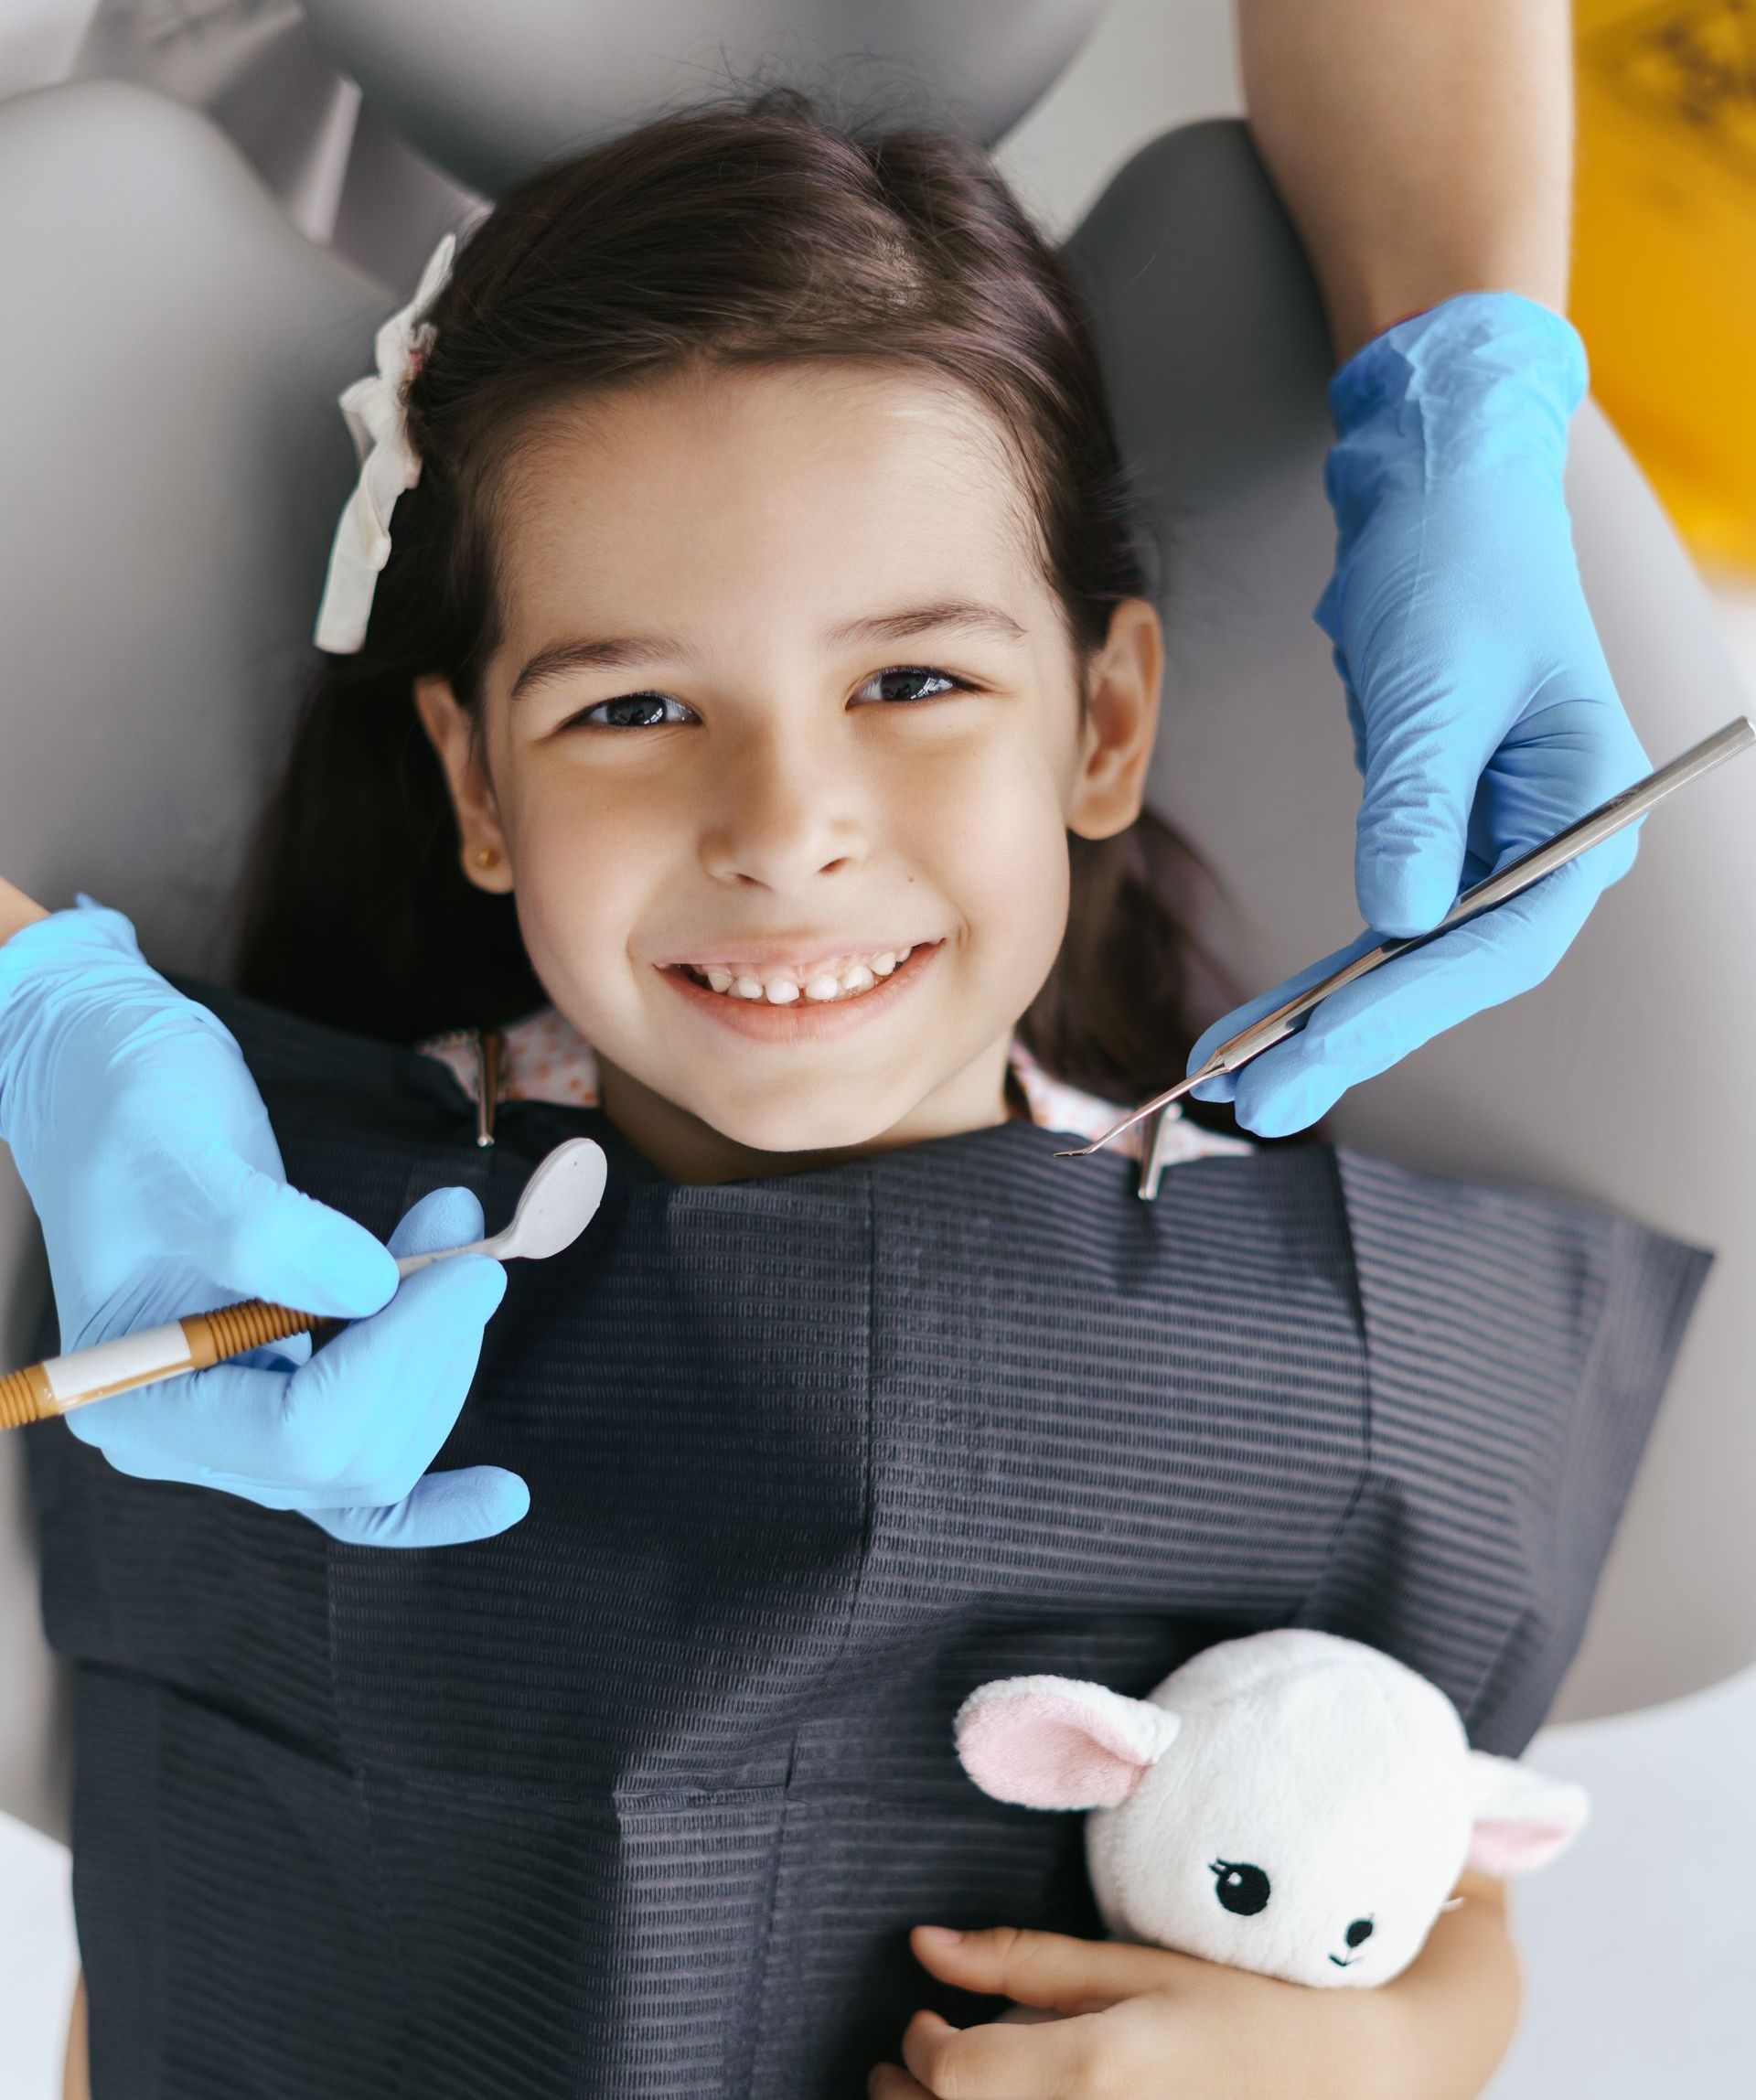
1065, 597, 1162, 842
955, 1674, 1182, 1810
1465, 1752, 1590, 1874
413, 673, 514, 894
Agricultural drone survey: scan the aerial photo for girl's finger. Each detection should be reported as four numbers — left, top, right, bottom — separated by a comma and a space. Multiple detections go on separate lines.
867, 2063, 935, 2099
900, 2004, 1113, 2100
910, 1923, 1173, 2013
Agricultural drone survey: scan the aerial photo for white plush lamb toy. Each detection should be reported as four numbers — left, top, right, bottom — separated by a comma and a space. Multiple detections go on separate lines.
955, 1628, 1588, 1988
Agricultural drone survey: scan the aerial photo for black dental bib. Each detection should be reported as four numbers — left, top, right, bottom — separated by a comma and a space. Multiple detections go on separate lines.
27, 986, 1708, 2100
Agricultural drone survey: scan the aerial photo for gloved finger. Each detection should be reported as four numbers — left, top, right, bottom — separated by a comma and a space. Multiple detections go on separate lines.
1352, 689, 1507, 937
278, 1255, 507, 1495
304, 1464, 531, 1548
1225, 853, 1610, 1139
386, 1185, 485, 1263
91, 1190, 482, 1385
78, 1256, 506, 1492
1184, 927, 1388, 1104
324, 1275, 508, 1506
1463, 699, 1652, 875
309, 1288, 500, 1506
236, 1329, 314, 1376
187, 1152, 400, 1320
285, 1223, 519, 1536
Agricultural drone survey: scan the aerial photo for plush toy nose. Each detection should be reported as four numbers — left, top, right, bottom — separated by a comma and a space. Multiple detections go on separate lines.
1344, 1918, 1374, 1948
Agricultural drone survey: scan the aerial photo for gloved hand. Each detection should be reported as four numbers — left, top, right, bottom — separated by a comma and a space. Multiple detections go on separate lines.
0, 896, 523, 1545
1188, 292, 1651, 1137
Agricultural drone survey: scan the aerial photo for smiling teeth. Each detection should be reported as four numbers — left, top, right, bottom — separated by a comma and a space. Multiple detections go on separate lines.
693, 948, 913, 1005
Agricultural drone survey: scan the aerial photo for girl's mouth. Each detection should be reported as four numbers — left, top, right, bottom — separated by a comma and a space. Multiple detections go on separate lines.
658, 940, 943, 1040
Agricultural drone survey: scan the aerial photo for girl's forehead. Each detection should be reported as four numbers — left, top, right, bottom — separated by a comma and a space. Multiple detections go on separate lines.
491, 361, 1052, 638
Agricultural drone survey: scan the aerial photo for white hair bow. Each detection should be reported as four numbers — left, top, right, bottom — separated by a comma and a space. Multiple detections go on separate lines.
313, 230, 457, 654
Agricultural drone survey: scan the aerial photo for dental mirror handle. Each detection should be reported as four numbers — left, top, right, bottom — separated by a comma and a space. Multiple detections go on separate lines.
0, 1157, 598, 1430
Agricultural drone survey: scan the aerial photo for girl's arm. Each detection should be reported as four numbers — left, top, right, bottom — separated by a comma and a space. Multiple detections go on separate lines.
63, 1973, 88, 2100
1237, 0, 1572, 358
0, 876, 48, 947
873, 1869, 1520, 2099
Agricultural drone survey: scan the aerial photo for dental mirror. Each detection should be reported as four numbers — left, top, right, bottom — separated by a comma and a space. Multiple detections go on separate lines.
394, 1138, 610, 1276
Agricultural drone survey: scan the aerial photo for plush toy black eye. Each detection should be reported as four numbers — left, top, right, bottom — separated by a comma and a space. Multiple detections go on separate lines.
1209, 1859, 1271, 1916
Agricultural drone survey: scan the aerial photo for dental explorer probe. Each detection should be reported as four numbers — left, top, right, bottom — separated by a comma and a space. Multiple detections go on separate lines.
1055, 714, 1756, 1203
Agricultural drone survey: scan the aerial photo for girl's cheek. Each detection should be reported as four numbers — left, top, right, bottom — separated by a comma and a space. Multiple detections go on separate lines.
505, 787, 658, 982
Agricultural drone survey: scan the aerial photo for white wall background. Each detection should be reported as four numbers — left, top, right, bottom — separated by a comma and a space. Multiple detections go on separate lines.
1, 4, 1751, 2095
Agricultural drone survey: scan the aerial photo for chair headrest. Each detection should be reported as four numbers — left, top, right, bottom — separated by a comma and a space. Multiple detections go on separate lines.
299, 0, 1109, 195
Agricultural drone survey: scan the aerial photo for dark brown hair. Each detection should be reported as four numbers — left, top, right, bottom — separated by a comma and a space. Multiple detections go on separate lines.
234, 91, 1237, 1109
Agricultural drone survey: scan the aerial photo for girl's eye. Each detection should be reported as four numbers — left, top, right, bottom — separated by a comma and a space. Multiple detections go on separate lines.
562, 668, 969, 729
852, 665, 970, 705
568, 692, 691, 730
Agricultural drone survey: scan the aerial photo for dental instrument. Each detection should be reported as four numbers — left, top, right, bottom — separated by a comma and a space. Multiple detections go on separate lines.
1059, 715, 1756, 1201
0, 1137, 606, 1430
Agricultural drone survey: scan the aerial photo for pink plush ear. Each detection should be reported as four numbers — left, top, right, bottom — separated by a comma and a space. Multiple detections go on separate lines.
955, 1676, 1180, 1810
1465, 1752, 1590, 1875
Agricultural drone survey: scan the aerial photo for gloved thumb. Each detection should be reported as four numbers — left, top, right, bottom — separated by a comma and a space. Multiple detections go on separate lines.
197, 1155, 400, 1319
1353, 702, 1499, 936
389, 1185, 486, 1263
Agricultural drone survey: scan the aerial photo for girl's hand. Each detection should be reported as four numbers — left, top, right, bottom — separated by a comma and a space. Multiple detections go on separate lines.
867, 1923, 1397, 2100
873, 1869, 1518, 2100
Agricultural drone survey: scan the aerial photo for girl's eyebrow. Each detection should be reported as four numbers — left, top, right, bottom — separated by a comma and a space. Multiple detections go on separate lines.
509, 601, 1027, 705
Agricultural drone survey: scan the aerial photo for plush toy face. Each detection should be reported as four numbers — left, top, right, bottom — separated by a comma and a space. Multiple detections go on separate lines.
957, 1629, 1589, 1988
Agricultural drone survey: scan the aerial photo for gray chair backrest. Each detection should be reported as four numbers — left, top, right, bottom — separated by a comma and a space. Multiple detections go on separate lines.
2, 77, 1749, 1842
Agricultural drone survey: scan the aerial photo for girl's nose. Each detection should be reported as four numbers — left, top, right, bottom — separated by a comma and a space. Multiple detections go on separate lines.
699, 734, 866, 888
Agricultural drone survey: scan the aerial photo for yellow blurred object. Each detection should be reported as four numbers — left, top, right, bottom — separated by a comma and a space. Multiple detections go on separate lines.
1573, 1, 1756, 570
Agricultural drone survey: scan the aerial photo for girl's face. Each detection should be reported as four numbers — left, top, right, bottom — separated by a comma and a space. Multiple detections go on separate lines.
417, 361, 1161, 1183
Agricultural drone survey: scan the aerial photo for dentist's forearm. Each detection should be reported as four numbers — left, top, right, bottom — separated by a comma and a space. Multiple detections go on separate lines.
0, 877, 48, 948
1237, 0, 1573, 359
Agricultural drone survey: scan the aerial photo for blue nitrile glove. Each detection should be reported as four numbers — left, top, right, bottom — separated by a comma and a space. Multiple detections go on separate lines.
1187, 293, 1651, 1137
0, 896, 524, 1546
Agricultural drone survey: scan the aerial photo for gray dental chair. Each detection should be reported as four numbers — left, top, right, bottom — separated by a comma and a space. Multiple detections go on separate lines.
2, 3, 1751, 1851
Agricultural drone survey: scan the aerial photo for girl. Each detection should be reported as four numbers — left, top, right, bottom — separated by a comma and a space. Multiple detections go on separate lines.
16, 94, 1707, 2100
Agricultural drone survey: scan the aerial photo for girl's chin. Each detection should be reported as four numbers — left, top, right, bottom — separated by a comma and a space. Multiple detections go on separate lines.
680, 1088, 911, 1160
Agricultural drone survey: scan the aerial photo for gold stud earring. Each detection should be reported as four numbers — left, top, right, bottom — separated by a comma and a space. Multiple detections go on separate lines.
475, 845, 499, 870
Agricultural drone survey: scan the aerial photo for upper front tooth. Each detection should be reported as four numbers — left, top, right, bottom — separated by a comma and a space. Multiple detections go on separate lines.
695, 944, 926, 999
